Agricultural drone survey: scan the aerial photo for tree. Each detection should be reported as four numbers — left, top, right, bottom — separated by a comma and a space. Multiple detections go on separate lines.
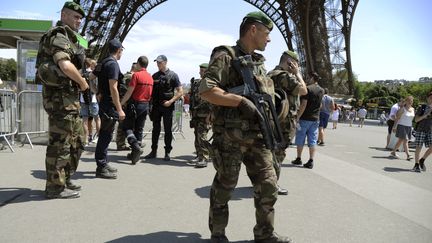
0, 58, 17, 81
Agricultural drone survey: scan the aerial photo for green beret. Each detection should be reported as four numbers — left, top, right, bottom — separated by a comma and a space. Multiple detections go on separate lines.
242, 11, 273, 31
63, 1, 85, 17
199, 63, 209, 68
283, 50, 299, 62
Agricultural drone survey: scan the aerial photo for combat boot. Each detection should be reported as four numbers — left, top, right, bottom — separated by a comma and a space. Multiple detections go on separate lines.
66, 179, 82, 191
194, 159, 208, 168
210, 235, 229, 243
46, 188, 80, 199
96, 166, 117, 179
255, 232, 293, 243
131, 147, 143, 165
164, 152, 171, 161
144, 150, 157, 159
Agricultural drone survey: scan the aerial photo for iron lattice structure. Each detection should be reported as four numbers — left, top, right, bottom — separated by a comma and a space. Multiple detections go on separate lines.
78, 0, 358, 94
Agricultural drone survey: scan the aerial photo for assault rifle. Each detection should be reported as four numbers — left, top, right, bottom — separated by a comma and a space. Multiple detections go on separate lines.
228, 55, 285, 150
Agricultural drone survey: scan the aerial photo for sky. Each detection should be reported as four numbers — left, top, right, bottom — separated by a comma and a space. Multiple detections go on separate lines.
0, 0, 431, 83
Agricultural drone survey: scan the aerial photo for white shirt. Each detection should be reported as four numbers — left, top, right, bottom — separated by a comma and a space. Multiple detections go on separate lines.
389, 103, 400, 120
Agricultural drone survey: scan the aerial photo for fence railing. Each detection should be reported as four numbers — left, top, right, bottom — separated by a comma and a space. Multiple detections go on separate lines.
16, 90, 48, 148
0, 89, 17, 152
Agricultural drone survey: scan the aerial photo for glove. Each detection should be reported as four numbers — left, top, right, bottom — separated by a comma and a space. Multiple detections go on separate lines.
238, 97, 263, 121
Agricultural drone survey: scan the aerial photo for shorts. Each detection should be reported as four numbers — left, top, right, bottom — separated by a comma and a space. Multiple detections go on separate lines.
295, 119, 319, 147
319, 112, 330, 128
395, 124, 412, 140
80, 102, 99, 118
414, 131, 432, 147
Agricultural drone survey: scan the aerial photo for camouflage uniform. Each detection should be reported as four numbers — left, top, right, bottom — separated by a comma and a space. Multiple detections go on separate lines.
268, 66, 302, 179
199, 42, 278, 240
189, 78, 212, 161
36, 21, 85, 195
115, 71, 132, 149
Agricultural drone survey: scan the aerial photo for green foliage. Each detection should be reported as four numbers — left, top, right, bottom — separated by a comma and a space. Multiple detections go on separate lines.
0, 58, 17, 81
353, 81, 432, 108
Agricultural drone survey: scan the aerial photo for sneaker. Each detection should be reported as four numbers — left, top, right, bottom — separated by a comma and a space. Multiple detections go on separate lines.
46, 188, 80, 199
390, 152, 400, 159
194, 159, 208, 168
419, 158, 426, 171
255, 232, 293, 243
277, 185, 288, 195
412, 163, 421, 173
318, 141, 325, 146
131, 148, 143, 165
303, 159, 314, 169
291, 157, 302, 165
164, 152, 171, 161
144, 150, 157, 159
210, 235, 229, 243
105, 164, 118, 173
96, 166, 117, 179
66, 180, 82, 191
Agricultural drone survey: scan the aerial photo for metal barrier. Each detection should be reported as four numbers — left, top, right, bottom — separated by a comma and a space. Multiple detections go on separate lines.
143, 99, 185, 140
0, 89, 17, 152
16, 90, 48, 148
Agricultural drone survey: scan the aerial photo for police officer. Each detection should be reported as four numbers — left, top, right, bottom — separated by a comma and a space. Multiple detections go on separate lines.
144, 55, 183, 161
188, 63, 212, 168
268, 51, 307, 195
199, 12, 293, 243
36, 1, 88, 199
93, 39, 125, 179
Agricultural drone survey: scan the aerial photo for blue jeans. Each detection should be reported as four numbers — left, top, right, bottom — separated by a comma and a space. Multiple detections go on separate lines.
95, 104, 118, 168
295, 119, 319, 147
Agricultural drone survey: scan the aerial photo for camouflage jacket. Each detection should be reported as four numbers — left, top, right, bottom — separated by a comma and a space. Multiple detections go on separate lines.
36, 21, 84, 114
267, 66, 301, 117
199, 41, 275, 141
190, 78, 212, 118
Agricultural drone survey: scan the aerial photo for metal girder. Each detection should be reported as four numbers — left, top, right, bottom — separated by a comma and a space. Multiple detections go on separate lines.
78, 0, 359, 94
324, 0, 359, 94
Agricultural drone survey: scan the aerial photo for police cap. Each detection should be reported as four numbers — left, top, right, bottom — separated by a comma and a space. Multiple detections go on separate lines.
242, 11, 273, 31
62, 1, 85, 17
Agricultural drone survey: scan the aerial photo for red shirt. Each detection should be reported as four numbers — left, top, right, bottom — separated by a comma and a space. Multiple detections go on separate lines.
129, 68, 153, 102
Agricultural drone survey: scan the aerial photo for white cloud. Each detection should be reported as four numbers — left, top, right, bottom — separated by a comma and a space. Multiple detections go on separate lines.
119, 20, 236, 84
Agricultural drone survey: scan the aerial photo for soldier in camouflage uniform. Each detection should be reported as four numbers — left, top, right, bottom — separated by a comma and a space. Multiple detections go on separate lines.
188, 63, 212, 168
116, 62, 139, 150
199, 12, 293, 243
268, 51, 307, 195
35, 1, 88, 199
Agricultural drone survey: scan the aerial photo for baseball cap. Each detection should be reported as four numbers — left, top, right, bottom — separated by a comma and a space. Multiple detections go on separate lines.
62, 1, 85, 17
154, 55, 168, 62
241, 11, 273, 31
108, 39, 123, 52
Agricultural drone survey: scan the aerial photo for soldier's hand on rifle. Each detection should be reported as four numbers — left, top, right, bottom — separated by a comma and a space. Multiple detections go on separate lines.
238, 97, 264, 121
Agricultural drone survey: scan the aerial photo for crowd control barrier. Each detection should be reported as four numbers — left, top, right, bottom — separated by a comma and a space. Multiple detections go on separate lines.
0, 89, 17, 152
16, 90, 48, 148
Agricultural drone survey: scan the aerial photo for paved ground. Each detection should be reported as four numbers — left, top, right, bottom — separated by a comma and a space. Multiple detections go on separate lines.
1, 118, 432, 243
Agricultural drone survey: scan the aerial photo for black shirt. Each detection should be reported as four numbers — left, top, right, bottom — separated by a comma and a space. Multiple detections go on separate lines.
300, 83, 324, 121
151, 69, 181, 108
96, 56, 122, 107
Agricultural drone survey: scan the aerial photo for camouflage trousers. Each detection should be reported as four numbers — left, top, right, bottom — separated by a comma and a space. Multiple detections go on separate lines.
116, 120, 126, 148
274, 117, 296, 179
209, 133, 278, 240
45, 113, 84, 193
193, 118, 211, 160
